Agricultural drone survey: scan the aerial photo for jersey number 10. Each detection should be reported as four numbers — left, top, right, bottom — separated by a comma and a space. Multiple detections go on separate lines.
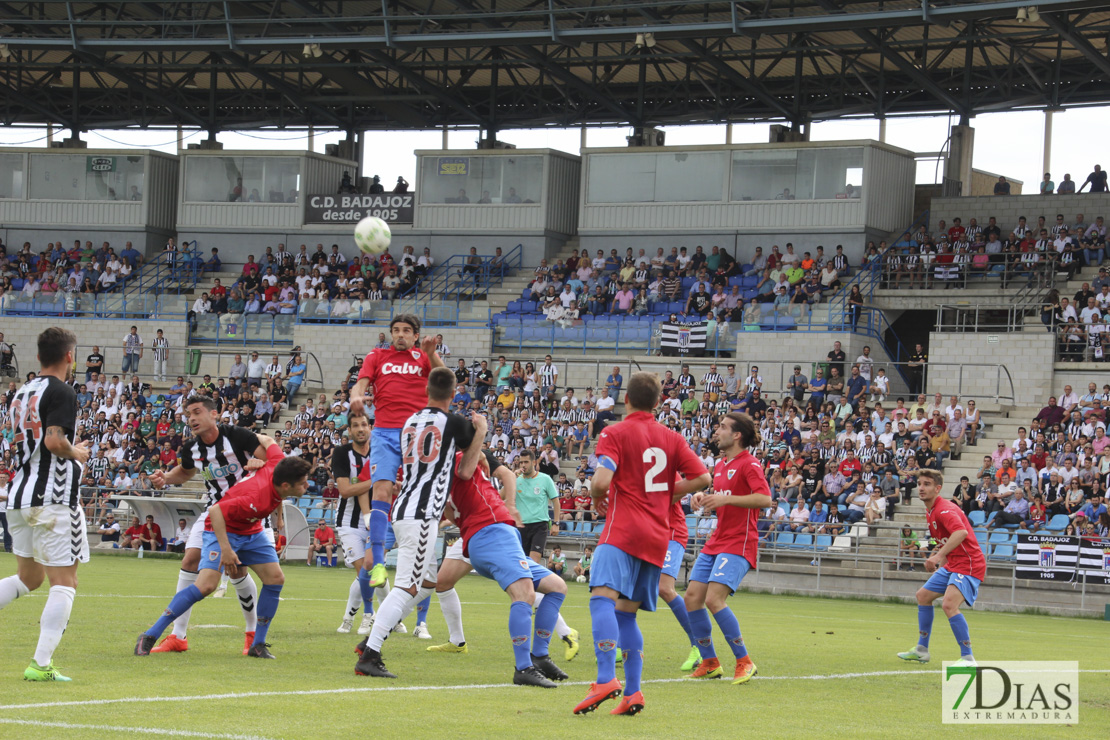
403, 425, 443, 465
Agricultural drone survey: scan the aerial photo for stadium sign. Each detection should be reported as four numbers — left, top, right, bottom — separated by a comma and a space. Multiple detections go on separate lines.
305, 194, 414, 224
87, 156, 115, 173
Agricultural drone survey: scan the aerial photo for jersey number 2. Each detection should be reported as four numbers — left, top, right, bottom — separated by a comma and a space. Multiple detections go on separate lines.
643, 447, 668, 492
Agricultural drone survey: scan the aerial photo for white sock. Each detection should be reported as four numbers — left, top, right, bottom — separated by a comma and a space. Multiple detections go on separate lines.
34, 585, 75, 667
367, 587, 410, 652
0, 575, 31, 609
231, 574, 258, 632
397, 586, 433, 622
171, 570, 199, 639
345, 579, 361, 619
437, 588, 465, 645
533, 592, 571, 637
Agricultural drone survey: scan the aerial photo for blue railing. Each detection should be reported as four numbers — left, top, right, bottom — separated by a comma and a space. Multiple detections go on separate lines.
188, 301, 492, 347
401, 244, 523, 305
122, 242, 204, 297
0, 292, 189, 319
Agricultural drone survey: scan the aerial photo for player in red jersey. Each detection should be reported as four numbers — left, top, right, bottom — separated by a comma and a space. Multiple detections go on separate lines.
897, 469, 984, 667
135, 437, 311, 658
685, 412, 771, 685
661, 489, 702, 672
573, 372, 710, 717
348, 314, 444, 587
445, 449, 569, 687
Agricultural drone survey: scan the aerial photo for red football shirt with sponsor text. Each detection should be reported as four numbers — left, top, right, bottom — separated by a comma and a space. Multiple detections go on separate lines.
702, 450, 770, 569
594, 411, 707, 566
357, 345, 432, 428
926, 496, 986, 580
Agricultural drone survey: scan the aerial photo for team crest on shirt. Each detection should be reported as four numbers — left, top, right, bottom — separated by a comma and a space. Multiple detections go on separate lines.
519, 559, 530, 570
727, 469, 737, 480
411, 350, 421, 360
209, 551, 218, 561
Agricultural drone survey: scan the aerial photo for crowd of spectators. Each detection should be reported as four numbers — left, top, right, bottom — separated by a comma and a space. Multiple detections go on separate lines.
948, 385, 1110, 542
0, 238, 144, 306
524, 243, 856, 330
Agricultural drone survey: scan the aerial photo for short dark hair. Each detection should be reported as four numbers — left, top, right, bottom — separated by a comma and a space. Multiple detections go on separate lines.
185, 396, 217, 412
517, 449, 534, 461
37, 327, 76, 368
427, 367, 455, 402
390, 313, 421, 334
625, 372, 662, 412
273, 456, 312, 487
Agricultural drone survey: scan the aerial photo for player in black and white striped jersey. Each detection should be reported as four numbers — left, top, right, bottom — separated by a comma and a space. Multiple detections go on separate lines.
145, 395, 273, 655
331, 412, 378, 636
355, 366, 480, 678
0, 327, 91, 681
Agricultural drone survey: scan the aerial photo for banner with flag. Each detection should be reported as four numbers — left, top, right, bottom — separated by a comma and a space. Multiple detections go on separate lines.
660, 321, 708, 357
1015, 534, 1079, 582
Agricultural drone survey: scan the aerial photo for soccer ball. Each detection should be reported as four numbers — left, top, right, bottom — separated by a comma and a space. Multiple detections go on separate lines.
354, 216, 391, 255
576, 575, 587, 583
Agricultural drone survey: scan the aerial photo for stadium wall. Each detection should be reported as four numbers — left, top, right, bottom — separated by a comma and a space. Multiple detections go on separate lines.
0, 317, 189, 373
927, 331, 1055, 403
929, 193, 1110, 229
292, 325, 492, 391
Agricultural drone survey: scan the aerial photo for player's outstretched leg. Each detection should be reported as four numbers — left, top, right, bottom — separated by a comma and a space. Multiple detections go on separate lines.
413, 595, 432, 639
941, 585, 976, 666
339, 578, 361, 633
231, 573, 259, 655
246, 578, 282, 659
530, 576, 567, 682
661, 571, 699, 671
152, 567, 199, 653
509, 599, 556, 688
366, 494, 391, 586
710, 604, 756, 684
573, 594, 623, 714
897, 587, 937, 664
610, 611, 645, 715
685, 578, 723, 679
137, 584, 207, 656
427, 587, 467, 652
536, 591, 578, 660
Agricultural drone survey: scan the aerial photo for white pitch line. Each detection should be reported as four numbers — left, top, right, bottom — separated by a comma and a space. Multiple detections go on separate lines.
3, 669, 1108, 712
0, 718, 275, 740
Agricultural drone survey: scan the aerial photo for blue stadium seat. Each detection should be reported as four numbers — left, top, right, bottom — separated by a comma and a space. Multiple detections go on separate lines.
790, 533, 814, 550
524, 301, 539, 313
775, 531, 795, 548
1045, 514, 1069, 532
968, 511, 986, 527
814, 534, 832, 551
742, 276, 759, 288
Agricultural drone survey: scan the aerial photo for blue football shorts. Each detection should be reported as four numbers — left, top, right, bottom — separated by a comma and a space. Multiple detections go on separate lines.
199, 530, 279, 571
590, 543, 662, 611
689, 551, 753, 594
369, 426, 403, 485
467, 523, 554, 591
660, 540, 687, 580
922, 566, 981, 607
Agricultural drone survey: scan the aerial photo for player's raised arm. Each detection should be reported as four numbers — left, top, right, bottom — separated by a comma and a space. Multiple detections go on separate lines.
419, 333, 445, 369
456, 412, 488, 481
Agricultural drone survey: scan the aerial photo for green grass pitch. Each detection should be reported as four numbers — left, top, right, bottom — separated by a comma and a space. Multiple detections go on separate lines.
0, 554, 1106, 739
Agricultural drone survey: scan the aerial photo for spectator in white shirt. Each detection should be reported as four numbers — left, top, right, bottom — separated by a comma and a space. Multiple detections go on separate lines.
1060, 385, 1081, 414
787, 500, 811, 531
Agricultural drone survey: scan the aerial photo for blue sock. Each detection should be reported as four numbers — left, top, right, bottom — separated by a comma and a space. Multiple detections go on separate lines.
146, 585, 204, 638
589, 594, 619, 684
712, 606, 748, 660
357, 568, 375, 614
416, 595, 430, 624
532, 591, 564, 657
688, 607, 717, 660
253, 584, 282, 645
615, 610, 644, 695
918, 605, 934, 649
369, 500, 390, 565
667, 595, 695, 646
509, 600, 533, 670
948, 613, 973, 657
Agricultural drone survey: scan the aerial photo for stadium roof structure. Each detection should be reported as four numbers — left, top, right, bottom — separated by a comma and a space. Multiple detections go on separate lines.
3, 1, 1110, 134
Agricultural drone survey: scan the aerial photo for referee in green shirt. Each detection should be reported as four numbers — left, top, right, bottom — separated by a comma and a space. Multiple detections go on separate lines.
515, 450, 561, 562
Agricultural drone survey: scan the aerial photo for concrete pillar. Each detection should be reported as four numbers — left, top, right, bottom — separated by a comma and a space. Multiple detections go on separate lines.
726, 122, 734, 144
878, 117, 887, 143
176, 125, 182, 151
46, 124, 53, 146
442, 125, 449, 149
580, 124, 587, 152
944, 124, 975, 196
307, 125, 315, 151
1043, 109, 1054, 180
